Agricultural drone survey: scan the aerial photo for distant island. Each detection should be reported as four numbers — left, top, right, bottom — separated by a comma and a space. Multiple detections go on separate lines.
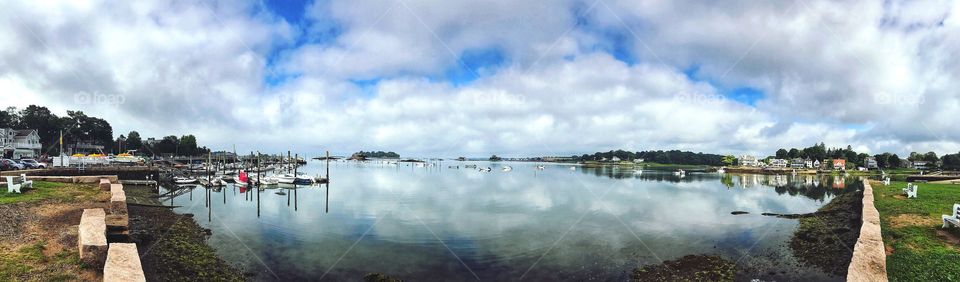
349, 151, 400, 160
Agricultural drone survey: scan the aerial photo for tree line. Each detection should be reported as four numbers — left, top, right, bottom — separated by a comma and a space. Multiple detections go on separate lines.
571, 149, 726, 166
1, 105, 209, 157
770, 143, 954, 170
353, 151, 400, 158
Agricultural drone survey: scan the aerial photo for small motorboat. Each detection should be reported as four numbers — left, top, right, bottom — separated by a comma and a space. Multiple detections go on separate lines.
502, 166, 513, 172
569, 166, 576, 171
258, 176, 279, 186
536, 165, 545, 170
479, 167, 492, 172
673, 169, 686, 176
277, 173, 314, 185
716, 167, 726, 174
174, 177, 199, 185
633, 169, 643, 175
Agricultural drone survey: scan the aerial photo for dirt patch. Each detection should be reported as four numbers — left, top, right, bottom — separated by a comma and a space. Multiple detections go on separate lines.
888, 214, 940, 228
789, 189, 863, 277
0, 184, 107, 281
632, 255, 736, 282
935, 230, 960, 246
892, 195, 907, 199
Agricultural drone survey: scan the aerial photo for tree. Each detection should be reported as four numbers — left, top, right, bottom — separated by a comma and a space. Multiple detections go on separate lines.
889, 154, 902, 168
923, 152, 939, 163
0, 107, 17, 128
489, 155, 502, 161
126, 131, 142, 152
722, 155, 736, 166
787, 148, 800, 159
16, 105, 62, 152
775, 149, 788, 159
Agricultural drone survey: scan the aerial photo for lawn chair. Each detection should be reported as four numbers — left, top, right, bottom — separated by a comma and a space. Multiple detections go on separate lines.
19, 174, 32, 189
943, 204, 960, 228
5, 176, 22, 193
902, 183, 914, 195
906, 185, 918, 198
883, 177, 890, 185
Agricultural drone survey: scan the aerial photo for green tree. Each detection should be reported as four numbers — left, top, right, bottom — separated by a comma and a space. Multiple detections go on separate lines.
489, 155, 502, 161
775, 149, 788, 159
889, 154, 902, 168
126, 131, 142, 152
16, 105, 62, 152
787, 148, 800, 159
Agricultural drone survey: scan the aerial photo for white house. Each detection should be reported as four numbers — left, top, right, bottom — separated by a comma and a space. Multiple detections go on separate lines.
789, 158, 806, 168
610, 156, 621, 162
740, 155, 758, 167
770, 159, 788, 168
866, 156, 878, 169
804, 159, 814, 168
812, 159, 821, 168
633, 158, 644, 163
0, 129, 41, 159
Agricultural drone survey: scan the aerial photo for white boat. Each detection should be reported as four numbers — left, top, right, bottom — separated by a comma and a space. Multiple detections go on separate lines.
633, 169, 643, 175
536, 165, 545, 170
717, 168, 725, 174
174, 177, 198, 184
569, 166, 576, 171
673, 169, 686, 176
479, 167, 492, 172
258, 176, 279, 185
277, 173, 314, 185
502, 166, 513, 172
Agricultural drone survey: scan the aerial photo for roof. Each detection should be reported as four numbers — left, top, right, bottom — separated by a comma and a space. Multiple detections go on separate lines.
14, 129, 37, 137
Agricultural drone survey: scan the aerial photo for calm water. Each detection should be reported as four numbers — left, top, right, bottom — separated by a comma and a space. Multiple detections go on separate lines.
160, 161, 856, 281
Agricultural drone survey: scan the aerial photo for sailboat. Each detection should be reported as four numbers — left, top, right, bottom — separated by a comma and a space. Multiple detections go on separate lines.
502, 166, 513, 172
174, 177, 198, 185
234, 170, 249, 186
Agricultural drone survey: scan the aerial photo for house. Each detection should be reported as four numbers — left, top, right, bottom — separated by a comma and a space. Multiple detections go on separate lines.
0, 129, 42, 159
832, 159, 847, 170
610, 156, 621, 162
790, 158, 806, 169
633, 158, 645, 163
770, 159, 788, 168
911, 161, 931, 170
740, 155, 758, 167
804, 159, 814, 168
865, 157, 878, 169
813, 159, 821, 168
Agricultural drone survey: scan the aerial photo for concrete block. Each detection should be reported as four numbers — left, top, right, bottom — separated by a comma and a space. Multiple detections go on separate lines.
99, 179, 111, 191
78, 208, 107, 268
110, 190, 127, 215
104, 243, 146, 282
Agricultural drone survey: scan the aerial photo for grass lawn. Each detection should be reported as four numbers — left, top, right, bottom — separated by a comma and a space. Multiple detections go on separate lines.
0, 181, 102, 205
0, 241, 87, 281
873, 180, 960, 281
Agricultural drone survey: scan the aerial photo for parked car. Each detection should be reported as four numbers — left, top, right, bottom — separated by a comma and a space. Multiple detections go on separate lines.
21, 159, 46, 168
1, 159, 21, 170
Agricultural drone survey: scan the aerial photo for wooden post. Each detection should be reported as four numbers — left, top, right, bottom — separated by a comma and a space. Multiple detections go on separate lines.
326, 150, 330, 182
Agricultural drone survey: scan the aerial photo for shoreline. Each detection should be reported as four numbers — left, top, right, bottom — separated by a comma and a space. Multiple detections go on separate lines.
125, 185, 245, 281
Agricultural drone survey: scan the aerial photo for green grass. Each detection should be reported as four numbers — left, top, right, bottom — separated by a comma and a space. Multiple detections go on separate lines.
0, 181, 101, 205
0, 241, 86, 281
873, 181, 960, 281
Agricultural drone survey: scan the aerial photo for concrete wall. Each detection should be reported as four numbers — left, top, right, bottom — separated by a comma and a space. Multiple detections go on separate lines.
847, 180, 888, 282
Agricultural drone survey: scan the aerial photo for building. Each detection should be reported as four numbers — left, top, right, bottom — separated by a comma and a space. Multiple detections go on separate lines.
739, 155, 758, 167
805, 159, 814, 168
865, 157, 878, 169
633, 158, 645, 163
813, 159, 821, 168
610, 156, 621, 162
790, 158, 806, 169
0, 129, 42, 159
832, 159, 847, 170
144, 138, 160, 146
66, 141, 105, 156
770, 158, 788, 168
911, 161, 931, 170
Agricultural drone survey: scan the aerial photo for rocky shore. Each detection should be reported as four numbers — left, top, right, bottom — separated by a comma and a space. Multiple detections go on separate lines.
125, 185, 245, 281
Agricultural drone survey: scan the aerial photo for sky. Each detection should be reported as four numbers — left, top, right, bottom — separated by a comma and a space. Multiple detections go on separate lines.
1, 0, 959, 158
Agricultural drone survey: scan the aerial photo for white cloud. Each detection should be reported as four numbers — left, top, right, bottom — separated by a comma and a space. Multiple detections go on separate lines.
1, 0, 958, 157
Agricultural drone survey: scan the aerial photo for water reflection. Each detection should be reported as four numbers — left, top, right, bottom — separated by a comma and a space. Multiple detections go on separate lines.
158, 161, 855, 281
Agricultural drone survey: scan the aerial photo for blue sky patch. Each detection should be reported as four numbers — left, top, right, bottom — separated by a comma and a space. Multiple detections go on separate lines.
724, 87, 764, 106
444, 47, 506, 86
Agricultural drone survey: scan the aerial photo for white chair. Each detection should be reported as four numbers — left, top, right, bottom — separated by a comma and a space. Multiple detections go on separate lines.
903, 183, 916, 195
19, 174, 32, 189
5, 176, 22, 193
906, 185, 918, 198
943, 204, 960, 228
883, 178, 890, 185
